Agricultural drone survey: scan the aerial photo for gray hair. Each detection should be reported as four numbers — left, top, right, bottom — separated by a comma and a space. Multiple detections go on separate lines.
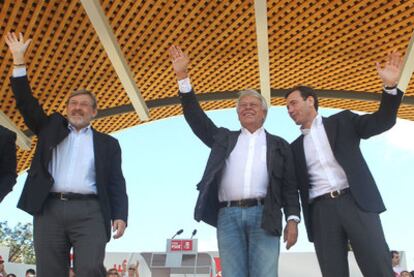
236, 89, 268, 118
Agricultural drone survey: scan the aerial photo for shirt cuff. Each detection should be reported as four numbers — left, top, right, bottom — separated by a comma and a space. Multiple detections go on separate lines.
178, 77, 192, 93
383, 86, 398, 95
287, 215, 300, 223
13, 67, 27, 77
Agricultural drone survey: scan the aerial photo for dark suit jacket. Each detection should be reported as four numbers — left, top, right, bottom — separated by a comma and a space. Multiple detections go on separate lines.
0, 125, 17, 202
10, 76, 128, 241
180, 91, 300, 236
291, 89, 403, 242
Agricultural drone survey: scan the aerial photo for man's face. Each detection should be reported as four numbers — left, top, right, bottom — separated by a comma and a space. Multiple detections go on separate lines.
392, 252, 400, 266
66, 94, 97, 130
128, 267, 136, 277
237, 95, 266, 132
286, 90, 315, 127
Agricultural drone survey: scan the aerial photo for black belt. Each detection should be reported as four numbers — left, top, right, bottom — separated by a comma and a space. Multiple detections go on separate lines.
313, 188, 350, 202
219, 198, 264, 208
49, 192, 97, 201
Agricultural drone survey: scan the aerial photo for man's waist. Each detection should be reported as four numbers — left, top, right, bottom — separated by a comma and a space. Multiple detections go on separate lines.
309, 183, 349, 200
219, 198, 264, 208
310, 188, 350, 203
48, 192, 97, 200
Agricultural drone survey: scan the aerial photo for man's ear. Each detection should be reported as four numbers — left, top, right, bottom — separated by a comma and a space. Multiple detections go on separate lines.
306, 96, 314, 107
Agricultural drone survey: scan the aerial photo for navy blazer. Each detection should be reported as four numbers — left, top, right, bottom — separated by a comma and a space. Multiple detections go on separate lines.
10, 76, 128, 241
291, 89, 403, 242
180, 90, 300, 236
0, 125, 17, 202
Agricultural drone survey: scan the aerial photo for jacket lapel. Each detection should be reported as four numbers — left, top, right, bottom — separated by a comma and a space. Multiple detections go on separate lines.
44, 119, 70, 169
295, 135, 306, 171
322, 117, 337, 151
266, 131, 277, 173
295, 135, 312, 194
225, 130, 240, 157
92, 129, 104, 190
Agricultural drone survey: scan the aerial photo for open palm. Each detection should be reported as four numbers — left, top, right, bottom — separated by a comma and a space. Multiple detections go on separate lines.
169, 45, 189, 74
376, 52, 403, 87
5, 32, 31, 62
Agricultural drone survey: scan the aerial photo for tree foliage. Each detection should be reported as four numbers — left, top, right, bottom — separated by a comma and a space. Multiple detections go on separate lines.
0, 221, 35, 264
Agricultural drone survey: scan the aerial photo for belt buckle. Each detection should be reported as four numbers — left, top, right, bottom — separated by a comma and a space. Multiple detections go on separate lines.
329, 190, 340, 198
59, 193, 69, 201
238, 200, 247, 208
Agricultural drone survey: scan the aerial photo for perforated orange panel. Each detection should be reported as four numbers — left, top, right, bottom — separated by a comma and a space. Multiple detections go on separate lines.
1, 0, 414, 172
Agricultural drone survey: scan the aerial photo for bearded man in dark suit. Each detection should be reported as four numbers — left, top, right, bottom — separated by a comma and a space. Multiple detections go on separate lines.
6, 32, 128, 277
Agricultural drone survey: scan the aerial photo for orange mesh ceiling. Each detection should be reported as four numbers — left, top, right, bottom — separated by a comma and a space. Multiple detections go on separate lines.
0, 0, 413, 172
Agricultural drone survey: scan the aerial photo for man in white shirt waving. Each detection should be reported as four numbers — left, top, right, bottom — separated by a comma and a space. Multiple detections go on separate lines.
285, 52, 403, 277
169, 45, 300, 277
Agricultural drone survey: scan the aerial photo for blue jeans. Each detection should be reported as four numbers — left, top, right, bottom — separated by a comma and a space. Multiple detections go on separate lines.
217, 205, 280, 277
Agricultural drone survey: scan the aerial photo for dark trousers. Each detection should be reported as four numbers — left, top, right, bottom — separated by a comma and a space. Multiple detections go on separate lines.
311, 193, 393, 277
33, 198, 107, 277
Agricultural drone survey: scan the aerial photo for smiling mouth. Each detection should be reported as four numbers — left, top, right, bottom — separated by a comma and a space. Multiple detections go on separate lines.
243, 113, 255, 117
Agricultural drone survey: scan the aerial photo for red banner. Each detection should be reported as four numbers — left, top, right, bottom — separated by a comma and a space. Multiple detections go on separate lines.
170, 240, 193, 251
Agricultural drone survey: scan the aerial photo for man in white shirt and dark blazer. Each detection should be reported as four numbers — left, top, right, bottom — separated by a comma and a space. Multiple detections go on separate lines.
169, 45, 300, 277
285, 52, 404, 277
6, 32, 128, 277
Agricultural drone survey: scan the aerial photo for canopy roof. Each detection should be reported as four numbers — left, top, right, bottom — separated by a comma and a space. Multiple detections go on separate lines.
1, 1, 413, 172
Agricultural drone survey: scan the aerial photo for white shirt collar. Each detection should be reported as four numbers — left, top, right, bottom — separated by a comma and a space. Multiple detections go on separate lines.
241, 126, 265, 136
68, 123, 92, 133
301, 114, 321, 135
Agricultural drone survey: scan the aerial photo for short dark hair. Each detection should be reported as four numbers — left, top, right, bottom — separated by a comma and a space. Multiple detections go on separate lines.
7, 274, 17, 277
391, 250, 399, 257
26, 269, 35, 274
67, 89, 98, 109
285, 85, 319, 111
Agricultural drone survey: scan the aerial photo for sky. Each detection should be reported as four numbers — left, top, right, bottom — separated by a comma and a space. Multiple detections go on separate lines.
0, 106, 413, 269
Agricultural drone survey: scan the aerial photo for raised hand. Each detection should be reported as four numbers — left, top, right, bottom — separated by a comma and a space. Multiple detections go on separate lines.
4, 32, 32, 65
376, 51, 403, 88
168, 45, 190, 80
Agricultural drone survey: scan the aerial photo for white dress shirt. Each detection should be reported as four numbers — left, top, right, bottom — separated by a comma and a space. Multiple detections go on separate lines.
302, 115, 349, 201
219, 127, 269, 201
13, 67, 97, 194
48, 124, 97, 194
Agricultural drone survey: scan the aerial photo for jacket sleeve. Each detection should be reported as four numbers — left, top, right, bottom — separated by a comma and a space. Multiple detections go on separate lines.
10, 76, 49, 135
281, 143, 301, 220
352, 89, 403, 139
179, 90, 219, 148
0, 130, 17, 202
107, 140, 128, 223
